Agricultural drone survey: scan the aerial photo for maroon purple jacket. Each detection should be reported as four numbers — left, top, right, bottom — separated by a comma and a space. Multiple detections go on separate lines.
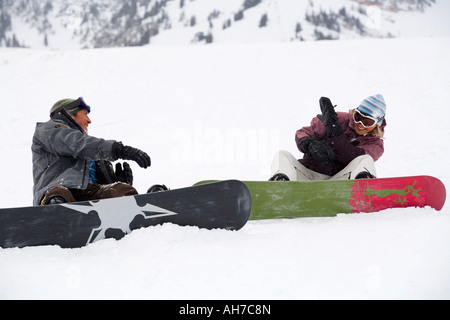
295, 111, 386, 176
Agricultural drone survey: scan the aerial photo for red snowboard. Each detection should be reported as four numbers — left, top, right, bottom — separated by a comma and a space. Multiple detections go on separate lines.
349, 175, 446, 213
198, 176, 446, 219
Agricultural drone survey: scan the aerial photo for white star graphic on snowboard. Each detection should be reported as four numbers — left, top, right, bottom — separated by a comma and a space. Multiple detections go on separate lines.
61, 196, 178, 244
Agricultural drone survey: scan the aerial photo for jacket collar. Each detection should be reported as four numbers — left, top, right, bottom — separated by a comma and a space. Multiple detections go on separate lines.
52, 109, 85, 133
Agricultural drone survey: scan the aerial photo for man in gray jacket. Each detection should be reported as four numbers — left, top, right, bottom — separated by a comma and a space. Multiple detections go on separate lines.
32, 97, 151, 206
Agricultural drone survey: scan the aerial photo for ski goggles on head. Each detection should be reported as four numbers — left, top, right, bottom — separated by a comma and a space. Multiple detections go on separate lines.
50, 97, 91, 118
353, 108, 378, 128
63, 97, 91, 114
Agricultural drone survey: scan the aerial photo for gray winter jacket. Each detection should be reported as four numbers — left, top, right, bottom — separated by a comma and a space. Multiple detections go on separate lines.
32, 110, 116, 205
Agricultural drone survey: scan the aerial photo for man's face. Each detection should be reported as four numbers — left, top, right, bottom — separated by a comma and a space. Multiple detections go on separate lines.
72, 109, 91, 133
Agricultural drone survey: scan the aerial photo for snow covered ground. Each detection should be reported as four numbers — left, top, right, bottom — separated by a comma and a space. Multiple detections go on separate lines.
0, 36, 449, 299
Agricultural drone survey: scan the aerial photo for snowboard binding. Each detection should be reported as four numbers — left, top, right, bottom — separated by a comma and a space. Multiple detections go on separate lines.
269, 173, 290, 182
355, 171, 375, 179
147, 184, 169, 193
43, 195, 68, 205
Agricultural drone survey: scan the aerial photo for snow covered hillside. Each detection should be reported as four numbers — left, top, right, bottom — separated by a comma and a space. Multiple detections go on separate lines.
1, 0, 449, 49
1, 36, 449, 299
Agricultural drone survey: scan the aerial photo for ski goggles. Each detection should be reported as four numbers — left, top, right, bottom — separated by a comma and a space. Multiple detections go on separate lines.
64, 97, 91, 114
50, 97, 91, 118
353, 109, 378, 128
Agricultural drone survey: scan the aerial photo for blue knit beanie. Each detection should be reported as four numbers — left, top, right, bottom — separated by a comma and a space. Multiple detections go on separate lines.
357, 94, 386, 125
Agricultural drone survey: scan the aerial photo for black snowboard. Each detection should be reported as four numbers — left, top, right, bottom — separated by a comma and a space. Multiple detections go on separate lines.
0, 180, 251, 249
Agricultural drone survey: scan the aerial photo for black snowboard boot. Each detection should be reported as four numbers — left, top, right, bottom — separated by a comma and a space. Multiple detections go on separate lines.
43, 195, 68, 205
147, 184, 169, 193
269, 173, 290, 181
355, 171, 375, 179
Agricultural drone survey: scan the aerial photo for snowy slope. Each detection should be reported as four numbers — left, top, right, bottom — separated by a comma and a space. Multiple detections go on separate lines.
0, 37, 449, 299
2, 0, 450, 48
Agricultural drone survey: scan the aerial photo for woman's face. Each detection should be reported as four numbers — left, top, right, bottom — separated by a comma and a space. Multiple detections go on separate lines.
354, 121, 377, 135
351, 109, 378, 135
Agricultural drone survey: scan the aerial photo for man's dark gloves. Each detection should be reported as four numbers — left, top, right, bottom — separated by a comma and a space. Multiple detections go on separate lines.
317, 97, 343, 137
112, 142, 151, 169
300, 138, 335, 167
115, 162, 133, 185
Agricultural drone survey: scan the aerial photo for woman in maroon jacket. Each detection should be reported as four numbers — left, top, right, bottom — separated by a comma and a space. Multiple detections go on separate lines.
270, 94, 386, 181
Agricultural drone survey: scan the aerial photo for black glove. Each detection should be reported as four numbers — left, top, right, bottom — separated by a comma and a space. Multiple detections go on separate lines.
115, 162, 133, 185
301, 138, 335, 167
112, 142, 151, 169
317, 97, 343, 137
326, 135, 365, 164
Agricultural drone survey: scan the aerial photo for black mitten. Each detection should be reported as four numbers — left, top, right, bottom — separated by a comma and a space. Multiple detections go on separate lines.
317, 97, 343, 137
112, 142, 151, 169
301, 138, 335, 167
115, 162, 133, 185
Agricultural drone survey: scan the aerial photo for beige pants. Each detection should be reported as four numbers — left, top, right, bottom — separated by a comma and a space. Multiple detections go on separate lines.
271, 150, 377, 181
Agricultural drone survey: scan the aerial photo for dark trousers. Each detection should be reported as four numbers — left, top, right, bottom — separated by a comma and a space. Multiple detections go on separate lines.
41, 183, 138, 205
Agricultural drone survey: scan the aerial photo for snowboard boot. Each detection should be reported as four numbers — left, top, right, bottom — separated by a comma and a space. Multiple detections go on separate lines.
147, 184, 169, 193
269, 173, 290, 182
355, 171, 375, 179
43, 195, 68, 205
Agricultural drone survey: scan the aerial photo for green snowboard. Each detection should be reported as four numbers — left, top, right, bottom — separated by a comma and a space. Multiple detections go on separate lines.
196, 176, 446, 219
